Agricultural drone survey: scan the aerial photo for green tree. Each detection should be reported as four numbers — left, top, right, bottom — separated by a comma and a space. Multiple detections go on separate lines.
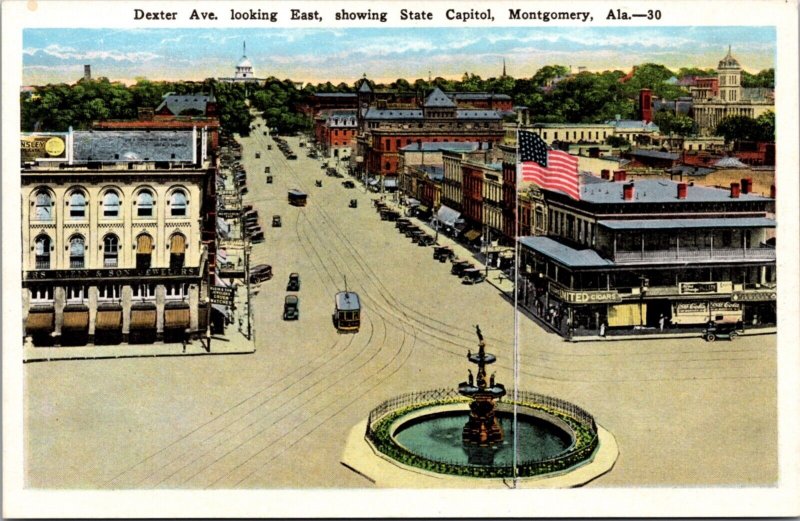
715, 115, 767, 143
653, 110, 695, 136
741, 68, 774, 88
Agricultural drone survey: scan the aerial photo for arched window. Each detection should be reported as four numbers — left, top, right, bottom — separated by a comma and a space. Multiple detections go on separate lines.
34, 234, 51, 269
169, 233, 186, 268
69, 191, 86, 219
103, 191, 121, 218
69, 235, 85, 269
170, 190, 187, 217
135, 233, 153, 270
137, 190, 154, 217
103, 234, 119, 268
33, 190, 53, 221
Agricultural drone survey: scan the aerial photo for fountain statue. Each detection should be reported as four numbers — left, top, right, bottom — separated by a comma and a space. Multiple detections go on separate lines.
458, 325, 506, 446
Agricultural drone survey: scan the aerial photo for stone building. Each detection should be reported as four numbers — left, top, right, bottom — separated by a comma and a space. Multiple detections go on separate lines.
22, 129, 214, 347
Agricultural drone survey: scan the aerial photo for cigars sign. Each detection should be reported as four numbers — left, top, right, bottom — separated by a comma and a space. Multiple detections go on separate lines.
549, 283, 621, 304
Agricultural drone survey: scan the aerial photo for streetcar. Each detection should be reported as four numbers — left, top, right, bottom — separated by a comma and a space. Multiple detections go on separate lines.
333, 291, 361, 333
288, 189, 308, 207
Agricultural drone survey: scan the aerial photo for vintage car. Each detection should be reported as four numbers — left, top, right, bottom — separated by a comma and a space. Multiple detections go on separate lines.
433, 246, 455, 262
272, 215, 282, 227
266, 175, 273, 184
315, 180, 323, 187
451, 260, 474, 277
349, 199, 358, 208
249, 264, 273, 284
461, 268, 486, 285
417, 234, 435, 247
249, 232, 265, 244
342, 180, 356, 189
287, 272, 301, 292
283, 295, 299, 320
703, 322, 741, 341
255, 152, 260, 159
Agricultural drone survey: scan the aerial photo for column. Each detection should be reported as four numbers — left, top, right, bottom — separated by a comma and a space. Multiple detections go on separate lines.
189, 283, 199, 333
54, 286, 66, 346
87, 286, 98, 345
156, 284, 165, 341
121, 284, 132, 342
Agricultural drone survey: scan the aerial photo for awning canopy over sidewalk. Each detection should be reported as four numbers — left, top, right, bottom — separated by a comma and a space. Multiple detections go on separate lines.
436, 205, 461, 227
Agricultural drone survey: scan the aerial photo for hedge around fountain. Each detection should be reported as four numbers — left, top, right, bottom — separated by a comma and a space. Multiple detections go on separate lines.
366, 397, 599, 479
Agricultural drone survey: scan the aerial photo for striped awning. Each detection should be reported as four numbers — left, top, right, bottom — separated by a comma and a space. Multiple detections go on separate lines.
130, 304, 157, 330
164, 303, 190, 329
62, 305, 89, 330
26, 308, 55, 334
95, 305, 122, 331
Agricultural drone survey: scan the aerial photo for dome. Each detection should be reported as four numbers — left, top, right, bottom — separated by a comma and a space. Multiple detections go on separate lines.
237, 56, 252, 69
718, 46, 740, 69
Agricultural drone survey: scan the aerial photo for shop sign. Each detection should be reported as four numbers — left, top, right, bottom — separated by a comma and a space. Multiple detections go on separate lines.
21, 133, 68, 162
674, 302, 707, 313
210, 286, 234, 306
710, 301, 742, 311
678, 281, 733, 294
731, 291, 776, 302
549, 283, 621, 304
25, 266, 199, 280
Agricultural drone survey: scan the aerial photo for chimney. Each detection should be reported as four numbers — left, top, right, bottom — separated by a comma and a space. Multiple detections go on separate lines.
770, 184, 776, 199
677, 182, 688, 199
740, 178, 753, 194
613, 170, 627, 182
601, 169, 610, 180
623, 182, 635, 201
730, 182, 740, 198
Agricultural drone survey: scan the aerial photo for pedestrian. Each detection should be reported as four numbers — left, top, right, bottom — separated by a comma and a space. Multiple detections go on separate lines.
659, 314, 665, 332
600, 322, 606, 337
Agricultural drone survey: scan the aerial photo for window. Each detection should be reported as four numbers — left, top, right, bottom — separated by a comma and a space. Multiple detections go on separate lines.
137, 190, 154, 217
30, 286, 54, 302
69, 235, 85, 269
98, 284, 121, 301
169, 233, 186, 269
170, 190, 187, 217
103, 191, 121, 218
69, 191, 86, 219
136, 234, 153, 270
66, 284, 87, 302
165, 282, 188, 299
33, 190, 53, 221
131, 283, 156, 299
34, 235, 51, 269
103, 234, 119, 267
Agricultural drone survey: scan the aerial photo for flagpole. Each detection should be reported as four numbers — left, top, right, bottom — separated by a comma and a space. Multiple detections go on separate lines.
513, 126, 521, 488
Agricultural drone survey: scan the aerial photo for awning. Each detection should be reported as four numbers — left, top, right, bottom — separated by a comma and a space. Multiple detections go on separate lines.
368, 178, 379, 186
136, 234, 153, 254
26, 307, 55, 334
383, 178, 398, 188
170, 233, 186, 254
62, 304, 89, 331
95, 305, 122, 331
464, 229, 482, 242
211, 303, 228, 314
405, 198, 420, 207
436, 206, 461, 227
130, 303, 157, 330
164, 303, 190, 330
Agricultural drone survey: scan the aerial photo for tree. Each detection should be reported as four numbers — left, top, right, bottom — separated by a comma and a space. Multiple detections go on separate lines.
756, 111, 775, 141
741, 69, 774, 88
606, 135, 630, 148
531, 65, 570, 87
653, 110, 695, 136
715, 115, 769, 143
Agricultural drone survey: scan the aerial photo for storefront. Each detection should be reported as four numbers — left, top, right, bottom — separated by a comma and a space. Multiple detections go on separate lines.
94, 304, 123, 345
163, 301, 191, 343
129, 302, 157, 344
61, 304, 89, 346
25, 305, 55, 346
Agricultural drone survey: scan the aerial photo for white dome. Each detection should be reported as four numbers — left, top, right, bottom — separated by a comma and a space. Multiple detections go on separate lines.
237, 56, 252, 69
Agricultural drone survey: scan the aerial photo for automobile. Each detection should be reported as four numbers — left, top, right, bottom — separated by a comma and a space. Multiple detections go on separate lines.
272, 215, 282, 227
417, 235, 435, 247
287, 272, 301, 291
283, 295, 299, 320
461, 268, 486, 285
267, 144, 273, 150
266, 175, 273, 184
342, 180, 355, 189
703, 322, 741, 341
403, 226, 421, 238
250, 232, 265, 244
451, 259, 474, 276
255, 152, 260, 159
315, 180, 323, 187
249, 264, 273, 283
242, 205, 254, 213
287, 154, 297, 160
349, 199, 358, 208
410, 230, 425, 243
395, 218, 411, 229
239, 186, 249, 195
433, 245, 455, 262
264, 166, 271, 173
243, 210, 259, 220
385, 210, 400, 221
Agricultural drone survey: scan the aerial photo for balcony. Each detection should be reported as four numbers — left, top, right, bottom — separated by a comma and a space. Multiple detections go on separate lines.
35, 257, 50, 270
614, 246, 776, 265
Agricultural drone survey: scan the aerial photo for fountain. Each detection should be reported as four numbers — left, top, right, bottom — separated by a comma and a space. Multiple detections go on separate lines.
343, 325, 618, 485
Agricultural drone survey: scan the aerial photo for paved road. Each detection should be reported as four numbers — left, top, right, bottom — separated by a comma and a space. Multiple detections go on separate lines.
24, 122, 777, 489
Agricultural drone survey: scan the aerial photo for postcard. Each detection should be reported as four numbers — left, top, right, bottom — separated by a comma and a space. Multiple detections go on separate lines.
3, 0, 799, 517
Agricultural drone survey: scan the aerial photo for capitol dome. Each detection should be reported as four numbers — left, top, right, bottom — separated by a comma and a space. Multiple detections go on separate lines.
237, 56, 253, 69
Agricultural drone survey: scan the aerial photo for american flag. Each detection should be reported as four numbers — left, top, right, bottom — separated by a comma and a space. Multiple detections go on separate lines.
518, 130, 580, 200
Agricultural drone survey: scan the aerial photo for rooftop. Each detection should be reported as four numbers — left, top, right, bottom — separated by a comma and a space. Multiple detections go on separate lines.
155, 94, 213, 116
578, 178, 772, 204
72, 130, 195, 163
598, 217, 776, 230
400, 142, 486, 152
424, 87, 457, 108
518, 236, 613, 268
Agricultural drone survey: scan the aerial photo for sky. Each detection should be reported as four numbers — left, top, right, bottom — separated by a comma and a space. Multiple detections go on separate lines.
22, 26, 776, 86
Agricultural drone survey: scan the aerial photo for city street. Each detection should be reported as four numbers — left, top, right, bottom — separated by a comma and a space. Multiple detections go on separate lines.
24, 121, 777, 489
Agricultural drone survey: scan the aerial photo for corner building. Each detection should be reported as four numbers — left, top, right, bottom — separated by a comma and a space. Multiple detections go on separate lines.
22, 129, 213, 347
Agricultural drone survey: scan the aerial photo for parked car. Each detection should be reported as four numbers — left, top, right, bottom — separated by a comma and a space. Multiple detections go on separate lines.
417, 235, 435, 246
249, 264, 273, 283
349, 199, 358, 208
433, 246, 454, 262
342, 180, 355, 189
451, 260, 473, 276
250, 232, 265, 244
287, 272, 301, 291
461, 268, 486, 285
703, 322, 741, 341
283, 295, 299, 320
266, 175, 273, 184
272, 215, 282, 227
315, 180, 323, 187
255, 152, 260, 159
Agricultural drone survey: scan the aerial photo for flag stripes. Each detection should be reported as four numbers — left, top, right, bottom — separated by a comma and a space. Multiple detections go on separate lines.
518, 131, 581, 200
